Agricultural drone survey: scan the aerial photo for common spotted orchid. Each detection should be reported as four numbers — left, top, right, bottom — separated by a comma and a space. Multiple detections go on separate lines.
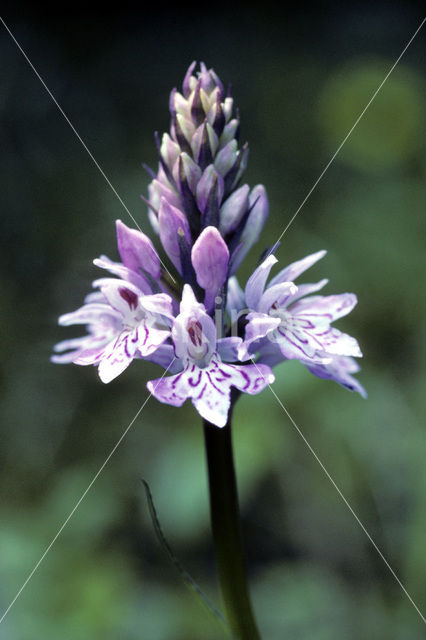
147, 285, 274, 428
52, 220, 173, 383
53, 62, 365, 427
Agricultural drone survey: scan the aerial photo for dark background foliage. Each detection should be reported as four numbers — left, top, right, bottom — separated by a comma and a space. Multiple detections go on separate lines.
1, 3, 425, 638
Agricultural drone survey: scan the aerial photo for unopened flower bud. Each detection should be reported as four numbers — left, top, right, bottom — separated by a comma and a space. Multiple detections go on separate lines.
219, 184, 250, 235
230, 185, 269, 273
158, 197, 191, 274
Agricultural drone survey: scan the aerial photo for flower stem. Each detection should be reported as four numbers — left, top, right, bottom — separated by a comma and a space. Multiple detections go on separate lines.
203, 405, 262, 639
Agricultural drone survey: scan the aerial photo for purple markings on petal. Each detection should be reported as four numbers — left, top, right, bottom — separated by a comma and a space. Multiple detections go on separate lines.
119, 287, 138, 310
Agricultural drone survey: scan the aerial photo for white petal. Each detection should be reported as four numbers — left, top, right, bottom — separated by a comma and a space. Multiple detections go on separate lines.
245, 254, 278, 311
268, 250, 326, 287
97, 330, 138, 383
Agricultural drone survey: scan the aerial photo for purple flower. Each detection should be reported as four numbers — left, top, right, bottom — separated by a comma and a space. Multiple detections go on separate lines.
240, 250, 362, 365
147, 285, 274, 428
52, 222, 173, 383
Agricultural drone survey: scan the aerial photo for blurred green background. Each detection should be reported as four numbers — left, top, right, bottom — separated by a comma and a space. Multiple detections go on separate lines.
1, 4, 425, 639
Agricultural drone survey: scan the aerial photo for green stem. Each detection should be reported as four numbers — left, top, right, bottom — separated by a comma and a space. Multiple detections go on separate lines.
203, 403, 262, 640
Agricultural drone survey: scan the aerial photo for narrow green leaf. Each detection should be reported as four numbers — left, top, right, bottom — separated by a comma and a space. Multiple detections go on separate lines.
141, 478, 228, 632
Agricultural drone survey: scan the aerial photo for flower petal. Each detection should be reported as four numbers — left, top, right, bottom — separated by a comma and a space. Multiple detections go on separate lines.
268, 250, 326, 287
218, 361, 275, 395
219, 184, 250, 235
94, 255, 152, 294
305, 356, 367, 398
138, 326, 171, 357
258, 282, 298, 314
158, 197, 191, 273
58, 303, 121, 327
226, 276, 245, 315
239, 312, 281, 360
244, 254, 278, 310
139, 293, 174, 320
97, 330, 139, 383
116, 220, 161, 279
147, 368, 191, 407
230, 185, 269, 273
145, 344, 181, 373
191, 226, 229, 311
217, 337, 244, 362
269, 325, 332, 363
93, 279, 143, 318
191, 371, 231, 427
309, 326, 362, 358
290, 293, 358, 322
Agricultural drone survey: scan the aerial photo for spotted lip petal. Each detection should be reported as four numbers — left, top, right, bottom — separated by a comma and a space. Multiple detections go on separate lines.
146, 283, 274, 427
147, 357, 274, 428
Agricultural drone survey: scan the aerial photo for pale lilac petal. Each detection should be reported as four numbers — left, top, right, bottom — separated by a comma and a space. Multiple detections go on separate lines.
219, 184, 250, 235
58, 303, 121, 327
180, 282, 202, 313
145, 344, 181, 373
173, 286, 216, 362
97, 330, 139, 383
158, 197, 191, 273
305, 356, 367, 398
256, 339, 288, 368
191, 371, 231, 428
191, 226, 229, 310
285, 279, 329, 305
230, 185, 269, 273
94, 279, 143, 318
258, 282, 298, 314
218, 361, 275, 395
73, 346, 110, 366
310, 326, 362, 357
147, 369, 190, 407
138, 326, 171, 357
290, 293, 358, 322
84, 291, 106, 304
239, 312, 280, 360
53, 335, 93, 354
268, 250, 326, 287
116, 220, 161, 279
226, 276, 245, 314
150, 356, 274, 428
51, 352, 81, 364
269, 325, 332, 364
94, 255, 151, 294
244, 254, 278, 311
139, 293, 174, 320
51, 334, 102, 364
217, 337, 243, 362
